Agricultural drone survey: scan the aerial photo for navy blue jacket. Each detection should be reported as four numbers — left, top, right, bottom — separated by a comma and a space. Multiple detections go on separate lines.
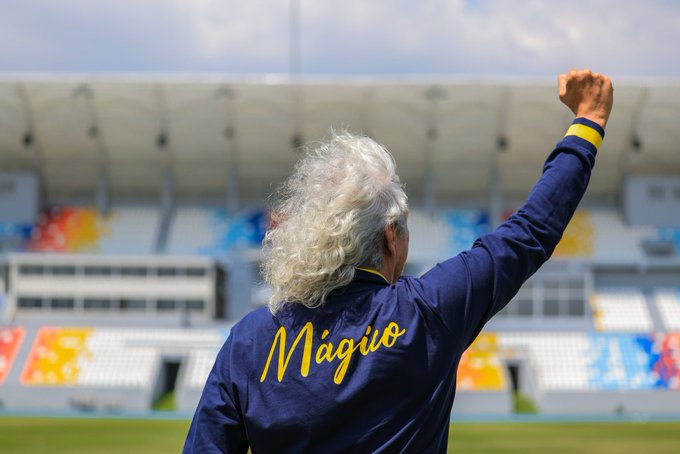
184, 118, 604, 453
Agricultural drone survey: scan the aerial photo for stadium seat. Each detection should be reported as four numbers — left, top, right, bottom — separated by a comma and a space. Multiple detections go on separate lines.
591, 289, 653, 332
25, 206, 158, 254
655, 289, 680, 331
21, 327, 93, 385
0, 326, 24, 385
552, 210, 594, 258
20, 327, 226, 389
457, 333, 507, 391
590, 210, 657, 262
166, 206, 267, 256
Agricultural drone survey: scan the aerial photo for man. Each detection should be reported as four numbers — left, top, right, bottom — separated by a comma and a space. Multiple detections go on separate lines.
184, 69, 613, 453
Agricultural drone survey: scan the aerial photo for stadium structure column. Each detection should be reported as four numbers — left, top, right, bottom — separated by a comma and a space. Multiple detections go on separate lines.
288, 0, 305, 156
619, 87, 647, 215
215, 85, 240, 215
155, 85, 175, 254
423, 86, 445, 216
361, 86, 374, 138
16, 83, 47, 210
73, 84, 111, 215
490, 88, 510, 228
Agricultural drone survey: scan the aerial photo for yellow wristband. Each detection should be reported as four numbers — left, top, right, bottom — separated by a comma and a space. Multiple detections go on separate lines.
564, 123, 603, 150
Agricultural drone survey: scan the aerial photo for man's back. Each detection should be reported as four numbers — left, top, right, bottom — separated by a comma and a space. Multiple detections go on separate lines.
192, 268, 464, 452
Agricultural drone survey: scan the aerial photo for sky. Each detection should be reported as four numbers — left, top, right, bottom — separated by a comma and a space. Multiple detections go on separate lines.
1, 0, 679, 78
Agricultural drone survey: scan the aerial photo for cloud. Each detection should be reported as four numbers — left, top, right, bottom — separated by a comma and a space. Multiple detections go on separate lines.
0, 0, 679, 76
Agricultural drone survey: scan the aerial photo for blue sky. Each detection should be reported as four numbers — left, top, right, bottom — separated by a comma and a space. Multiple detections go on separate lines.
1, 0, 679, 77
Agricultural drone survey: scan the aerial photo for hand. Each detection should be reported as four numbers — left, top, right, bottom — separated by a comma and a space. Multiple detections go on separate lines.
558, 69, 613, 129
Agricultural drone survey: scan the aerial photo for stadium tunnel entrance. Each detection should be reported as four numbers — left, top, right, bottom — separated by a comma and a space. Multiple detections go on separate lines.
504, 358, 539, 414
152, 356, 184, 411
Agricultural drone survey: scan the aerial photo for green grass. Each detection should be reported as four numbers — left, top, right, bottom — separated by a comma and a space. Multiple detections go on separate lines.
448, 422, 680, 453
512, 391, 539, 414
1, 417, 680, 453
152, 392, 177, 411
0, 417, 191, 454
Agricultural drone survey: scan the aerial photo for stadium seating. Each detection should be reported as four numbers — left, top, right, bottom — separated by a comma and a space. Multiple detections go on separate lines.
0, 326, 24, 385
499, 332, 680, 391
552, 211, 594, 258
8, 205, 669, 262
165, 206, 267, 256
0, 222, 32, 253
25, 206, 158, 254
590, 210, 657, 262
590, 289, 653, 332
657, 227, 680, 256
407, 208, 489, 262
20, 327, 226, 389
21, 327, 93, 385
4, 324, 680, 413
636, 333, 680, 390
655, 289, 680, 331
457, 333, 506, 391
183, 350, 220, 390
405, 210, 452, 262
491, 208, 657, 262
97, 207, 159, 254
501, 332, 590, 390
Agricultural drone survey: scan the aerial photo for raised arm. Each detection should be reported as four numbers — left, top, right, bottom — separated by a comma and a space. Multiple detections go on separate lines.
415, 70, 613, 347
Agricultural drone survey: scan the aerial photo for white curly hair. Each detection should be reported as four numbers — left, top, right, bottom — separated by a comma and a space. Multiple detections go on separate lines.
262, 131, 408, 314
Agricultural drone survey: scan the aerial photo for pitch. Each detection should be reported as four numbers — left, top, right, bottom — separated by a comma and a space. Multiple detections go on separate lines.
1, 417, 680, 453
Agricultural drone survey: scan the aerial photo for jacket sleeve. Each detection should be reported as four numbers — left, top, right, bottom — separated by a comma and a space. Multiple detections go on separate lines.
412, 117, 604, 348
183, 335, 248, 454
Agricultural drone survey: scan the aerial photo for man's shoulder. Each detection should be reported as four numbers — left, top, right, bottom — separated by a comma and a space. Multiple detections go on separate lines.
235, 306, 275, 328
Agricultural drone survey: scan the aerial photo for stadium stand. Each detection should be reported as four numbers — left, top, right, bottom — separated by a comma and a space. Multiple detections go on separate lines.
26, 206, 158, 255
657, 227, 680, 256
1, 326, 227, 411
552, 211, 594, 259
403, 208, 489, 263
98, 206, 159, 255
591, 289, 653, 332
453, 333, 512, 415
590, 210, 658, 263
166, 206, 267, 256
457, 333, 507, 391
0, 326, 24, 385
0, 222, 32, 254
656, 289, 680, 331
21, 327, 94, 386
499, 332, 680, 413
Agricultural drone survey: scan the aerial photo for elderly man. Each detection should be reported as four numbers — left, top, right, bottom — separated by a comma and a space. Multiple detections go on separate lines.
184, 69, 613, 453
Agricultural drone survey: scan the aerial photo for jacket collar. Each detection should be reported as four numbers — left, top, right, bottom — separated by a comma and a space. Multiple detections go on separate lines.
354, 267, 390, 285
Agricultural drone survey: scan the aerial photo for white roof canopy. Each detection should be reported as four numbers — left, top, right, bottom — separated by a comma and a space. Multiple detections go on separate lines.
0, 76, 679, 207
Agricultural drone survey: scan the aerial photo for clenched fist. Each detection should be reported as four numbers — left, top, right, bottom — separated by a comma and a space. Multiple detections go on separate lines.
558, 69, 613, 129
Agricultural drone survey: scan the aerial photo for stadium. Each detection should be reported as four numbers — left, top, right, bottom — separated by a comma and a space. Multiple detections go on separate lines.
0, 74, 679, 451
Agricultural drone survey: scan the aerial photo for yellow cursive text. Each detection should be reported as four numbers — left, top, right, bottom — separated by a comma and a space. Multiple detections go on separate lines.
260, 321, 406, 384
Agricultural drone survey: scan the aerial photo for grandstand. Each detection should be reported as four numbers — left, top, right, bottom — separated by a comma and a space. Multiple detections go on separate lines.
1, 76, 680, 416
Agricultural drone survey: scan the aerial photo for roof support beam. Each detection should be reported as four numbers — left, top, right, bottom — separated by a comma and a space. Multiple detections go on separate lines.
16, 83, 47, 210
423, 86, 445, 216
74, 84, 111, 214
216, 85, 240, 215
289, 0, 304, 153
490, 88, 510, 228
154, 85, 174, 254
362, 86, 373, 138
619, 87, 648, 214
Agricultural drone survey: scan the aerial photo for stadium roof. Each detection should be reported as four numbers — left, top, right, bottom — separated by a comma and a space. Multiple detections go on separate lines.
1, 75, 679, 207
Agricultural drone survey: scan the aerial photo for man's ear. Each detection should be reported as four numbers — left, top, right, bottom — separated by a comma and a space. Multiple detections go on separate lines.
384, 223, 397, 257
